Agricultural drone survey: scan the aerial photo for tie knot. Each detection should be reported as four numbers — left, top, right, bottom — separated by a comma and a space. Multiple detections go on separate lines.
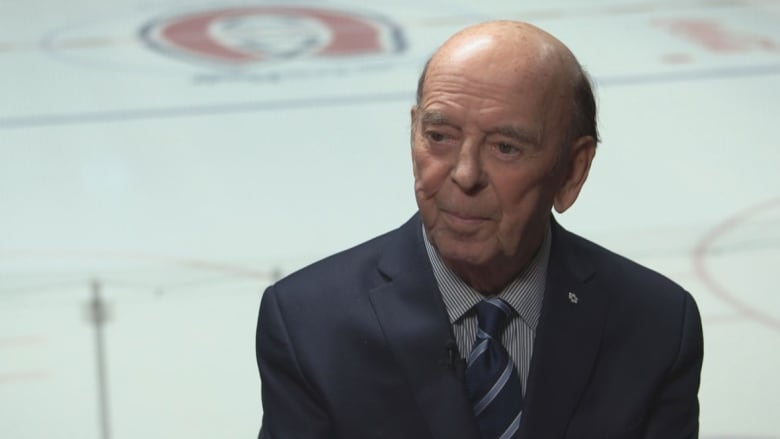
475, 298, 515, 339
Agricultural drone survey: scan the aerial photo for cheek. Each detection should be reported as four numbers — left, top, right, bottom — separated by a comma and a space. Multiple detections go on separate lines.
493, 175, 555, 236
411, 146, 448, 197
493, 162, 560, 210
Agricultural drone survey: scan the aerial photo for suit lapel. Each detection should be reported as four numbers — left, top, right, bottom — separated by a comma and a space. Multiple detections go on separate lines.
368, 215, 480, 439
520, 220, 608, 438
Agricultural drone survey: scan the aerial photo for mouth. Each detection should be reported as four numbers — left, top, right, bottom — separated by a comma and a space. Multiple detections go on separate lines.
441, 209, 491, 226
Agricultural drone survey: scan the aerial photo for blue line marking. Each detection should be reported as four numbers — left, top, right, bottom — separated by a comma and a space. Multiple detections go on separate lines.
2, 64, 778, 129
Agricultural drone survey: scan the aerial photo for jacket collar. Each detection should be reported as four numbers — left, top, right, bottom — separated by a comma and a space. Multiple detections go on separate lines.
368, 214, 481, 439
520, 218, 607, 438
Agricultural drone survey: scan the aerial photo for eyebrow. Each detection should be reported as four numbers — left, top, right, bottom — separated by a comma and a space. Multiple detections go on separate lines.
419, 110, 541, 146
420, 110, 453, 126
494, 125, 541, 146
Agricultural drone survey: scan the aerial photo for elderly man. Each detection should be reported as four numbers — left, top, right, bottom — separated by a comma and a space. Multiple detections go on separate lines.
256, 21, 703, 439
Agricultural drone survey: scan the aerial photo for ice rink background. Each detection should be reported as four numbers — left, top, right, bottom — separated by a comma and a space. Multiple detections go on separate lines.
1, 0, 779, 438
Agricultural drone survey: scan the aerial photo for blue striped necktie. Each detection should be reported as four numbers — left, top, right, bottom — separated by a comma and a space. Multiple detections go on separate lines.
464, 297, 523, 439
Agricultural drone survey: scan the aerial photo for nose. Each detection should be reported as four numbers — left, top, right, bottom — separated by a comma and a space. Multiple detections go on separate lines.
450, 143, 486, 193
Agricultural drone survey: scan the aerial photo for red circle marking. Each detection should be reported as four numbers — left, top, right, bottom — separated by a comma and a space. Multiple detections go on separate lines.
160, 6, 384, 63
692, 197, 780, 332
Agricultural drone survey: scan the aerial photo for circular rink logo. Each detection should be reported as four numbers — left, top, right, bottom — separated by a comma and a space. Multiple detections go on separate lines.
140, 5, 406, 67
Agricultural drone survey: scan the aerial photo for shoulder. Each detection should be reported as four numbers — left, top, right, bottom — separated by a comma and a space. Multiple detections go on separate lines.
556, 223, 701, 350
263, 215, 421, 307
553, 222, 701, 347
556, 223, 692, 305
548, 224, 702, 435
270, 229, 394, 297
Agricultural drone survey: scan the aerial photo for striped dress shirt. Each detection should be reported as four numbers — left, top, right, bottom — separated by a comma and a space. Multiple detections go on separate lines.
422, 225, 551, 394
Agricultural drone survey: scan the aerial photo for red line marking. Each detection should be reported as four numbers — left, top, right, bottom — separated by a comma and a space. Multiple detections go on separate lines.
692, 197, 780, 332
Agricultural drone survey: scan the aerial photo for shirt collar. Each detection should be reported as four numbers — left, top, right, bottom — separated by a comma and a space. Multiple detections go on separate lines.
423, 222, 551, 330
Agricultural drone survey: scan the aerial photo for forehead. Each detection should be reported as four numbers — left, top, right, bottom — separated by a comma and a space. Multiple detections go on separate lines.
435, 28, 562, 80
421, 60, 563, 131
419, 31, 572, 134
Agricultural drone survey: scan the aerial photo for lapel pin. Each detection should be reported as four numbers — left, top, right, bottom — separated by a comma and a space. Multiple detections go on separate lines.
568, 292, 579, 304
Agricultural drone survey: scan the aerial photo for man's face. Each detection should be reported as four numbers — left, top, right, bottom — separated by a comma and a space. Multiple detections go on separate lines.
411, 38, 570, 272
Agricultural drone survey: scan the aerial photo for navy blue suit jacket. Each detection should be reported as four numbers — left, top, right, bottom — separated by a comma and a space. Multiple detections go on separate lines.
256, 214, 703, 438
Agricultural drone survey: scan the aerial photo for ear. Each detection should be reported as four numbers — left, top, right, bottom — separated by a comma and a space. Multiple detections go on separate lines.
553, 136, 597, 213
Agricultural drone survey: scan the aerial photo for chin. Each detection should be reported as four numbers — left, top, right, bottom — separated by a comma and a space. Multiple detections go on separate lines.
433, 238, 495, 267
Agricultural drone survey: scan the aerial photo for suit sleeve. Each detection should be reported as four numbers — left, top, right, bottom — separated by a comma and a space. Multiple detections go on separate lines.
643, 292, 704, 438
256, 285, 334, 439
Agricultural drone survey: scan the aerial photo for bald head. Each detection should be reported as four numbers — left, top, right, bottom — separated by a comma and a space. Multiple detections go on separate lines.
416, 21, 598, 144
409, 21, 599, 291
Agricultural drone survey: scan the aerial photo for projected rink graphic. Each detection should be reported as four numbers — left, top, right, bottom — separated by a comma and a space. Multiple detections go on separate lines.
1, 0, 779, 437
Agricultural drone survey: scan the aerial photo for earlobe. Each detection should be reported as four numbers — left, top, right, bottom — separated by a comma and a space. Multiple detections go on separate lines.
553, 136, 597, 213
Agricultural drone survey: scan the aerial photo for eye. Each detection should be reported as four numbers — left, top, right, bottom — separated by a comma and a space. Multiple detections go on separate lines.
426, 131, 446, 142
496, 143, 518, 154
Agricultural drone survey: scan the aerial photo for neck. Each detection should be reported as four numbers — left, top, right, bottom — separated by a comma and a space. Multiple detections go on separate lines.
444, 236, 544, 295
